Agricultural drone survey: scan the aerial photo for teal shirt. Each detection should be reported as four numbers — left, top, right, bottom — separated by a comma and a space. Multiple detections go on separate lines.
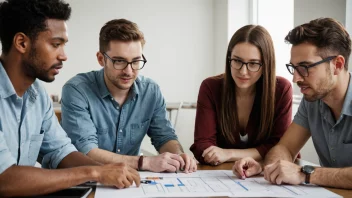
61, 69, 177, 156
0, 62, 76, 174
293, 73, 352, 167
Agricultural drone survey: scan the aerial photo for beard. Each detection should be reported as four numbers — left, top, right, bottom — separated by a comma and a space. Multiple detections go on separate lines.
22, 46, 62, 82
302, 83, 331, 102
299, 67, 334, 102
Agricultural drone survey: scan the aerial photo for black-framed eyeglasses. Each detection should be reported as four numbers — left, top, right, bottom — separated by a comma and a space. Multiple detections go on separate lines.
103, 52, 147, 70
286, 56, 337, 77
229, 58, 262, 72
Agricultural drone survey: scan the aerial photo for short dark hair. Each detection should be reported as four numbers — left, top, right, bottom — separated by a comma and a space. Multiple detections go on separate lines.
99, 19, 145, 52
0, 0, 71, 54
285, 17, 351, 70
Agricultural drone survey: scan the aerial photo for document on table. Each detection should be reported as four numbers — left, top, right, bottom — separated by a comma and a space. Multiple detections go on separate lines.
95, 170, 341, 198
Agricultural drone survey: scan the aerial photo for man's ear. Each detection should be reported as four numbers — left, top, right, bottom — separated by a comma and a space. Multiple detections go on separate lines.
333, 55, 345, 75
13, 33, 30, 54
96, 52, 105, 67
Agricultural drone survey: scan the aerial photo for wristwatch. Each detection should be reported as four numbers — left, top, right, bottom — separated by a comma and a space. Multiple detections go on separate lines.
138, 156, 144, 171
301, 165, 315, 184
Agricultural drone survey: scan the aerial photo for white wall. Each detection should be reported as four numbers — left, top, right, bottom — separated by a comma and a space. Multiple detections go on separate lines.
257, 0, 293, 83
347, 0, 352, 34
48, 0, 214, 103
346, 0, 352, 70
294, 0, 346, 27
227, 0, 251, 40
213, 0, 228, 75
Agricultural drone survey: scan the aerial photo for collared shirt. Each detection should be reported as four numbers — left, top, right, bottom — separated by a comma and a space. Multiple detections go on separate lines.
61, 69, 177, 156
294, 73, 352, 168
0, 62, 76, 174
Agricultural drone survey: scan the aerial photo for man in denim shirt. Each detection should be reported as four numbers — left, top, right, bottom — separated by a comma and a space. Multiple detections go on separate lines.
0, 1, 140, 197
61, 19, 197, 173
233, 18, 352, 189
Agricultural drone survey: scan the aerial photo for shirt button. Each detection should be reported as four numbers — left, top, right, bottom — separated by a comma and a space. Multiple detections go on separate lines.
119, 129, 122, 132
111, 97, 114, 100
117, 149, 120, 152
332, 159, 336, 162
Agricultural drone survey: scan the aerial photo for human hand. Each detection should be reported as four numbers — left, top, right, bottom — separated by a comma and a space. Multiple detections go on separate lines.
202, 146, 229, 165
95, 163, 140, 189
144, 152, 185, 173
264, 160, 305, 185
232, 157, 262, 179
179, 153, 197, 173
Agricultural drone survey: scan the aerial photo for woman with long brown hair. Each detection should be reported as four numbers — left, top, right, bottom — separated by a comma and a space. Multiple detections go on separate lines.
190, 25, 292, 165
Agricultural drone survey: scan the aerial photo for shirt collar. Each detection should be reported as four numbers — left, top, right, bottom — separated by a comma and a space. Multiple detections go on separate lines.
97, 69, 111, 98
0, 61, 39, 100
132, 76, 140, 96
27, 82, 38, 103
0, 61, 17, 99
341, 72, 352, 116
97, 68, 140, 99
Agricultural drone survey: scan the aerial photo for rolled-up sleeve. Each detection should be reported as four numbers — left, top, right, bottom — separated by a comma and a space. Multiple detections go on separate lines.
148, 85, 178, 151
61, 84, 98, 155
190, 80, 217, 164
255, 78, 293, 158
0, 131, 16, 174
40, 95, 76, 169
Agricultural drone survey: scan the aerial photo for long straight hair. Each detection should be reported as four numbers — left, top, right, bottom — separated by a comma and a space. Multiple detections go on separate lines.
219, 25, 276, 144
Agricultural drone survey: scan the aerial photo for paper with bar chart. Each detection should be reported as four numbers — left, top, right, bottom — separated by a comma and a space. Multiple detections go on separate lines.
95, 170, 341, 197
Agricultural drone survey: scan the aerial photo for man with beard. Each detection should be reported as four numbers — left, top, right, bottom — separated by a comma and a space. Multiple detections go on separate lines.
0, 1, 140, 197
61, 19, 197, 173
232, 17, 352, 189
